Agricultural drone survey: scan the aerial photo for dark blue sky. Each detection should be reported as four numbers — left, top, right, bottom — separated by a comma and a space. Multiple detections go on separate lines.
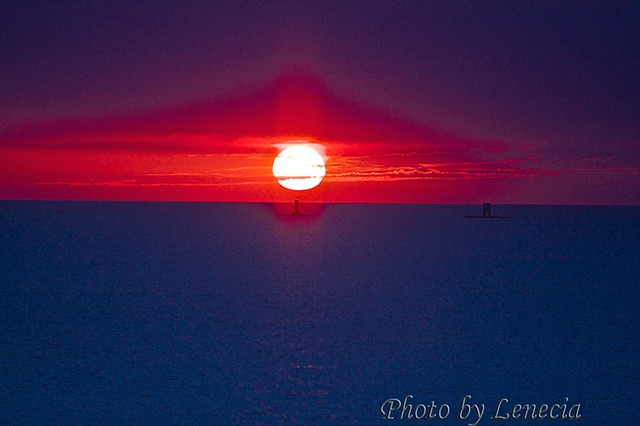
1, 1, 639, 203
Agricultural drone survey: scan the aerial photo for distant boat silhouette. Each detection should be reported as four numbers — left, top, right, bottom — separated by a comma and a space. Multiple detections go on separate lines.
464, 203, 509, 219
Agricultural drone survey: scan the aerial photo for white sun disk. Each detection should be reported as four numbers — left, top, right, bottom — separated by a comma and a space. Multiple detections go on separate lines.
272, 145, 326, 191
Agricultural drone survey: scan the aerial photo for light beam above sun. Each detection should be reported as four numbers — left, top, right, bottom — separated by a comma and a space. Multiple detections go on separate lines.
272, 144, 326, 191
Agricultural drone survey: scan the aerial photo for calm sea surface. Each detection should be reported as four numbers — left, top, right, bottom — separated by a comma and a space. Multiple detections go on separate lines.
1, 202, 638, 424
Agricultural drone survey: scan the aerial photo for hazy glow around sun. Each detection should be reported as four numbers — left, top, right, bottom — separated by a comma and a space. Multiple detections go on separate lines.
272, 144, 326, 191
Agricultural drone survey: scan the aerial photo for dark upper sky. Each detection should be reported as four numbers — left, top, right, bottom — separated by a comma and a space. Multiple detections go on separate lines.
1, 1, 639, 203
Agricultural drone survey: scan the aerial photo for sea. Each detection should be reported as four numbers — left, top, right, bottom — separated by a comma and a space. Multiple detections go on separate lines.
1, 201, 638, 424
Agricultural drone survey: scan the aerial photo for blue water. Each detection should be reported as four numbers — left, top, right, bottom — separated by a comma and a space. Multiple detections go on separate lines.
1, 202, 638, 424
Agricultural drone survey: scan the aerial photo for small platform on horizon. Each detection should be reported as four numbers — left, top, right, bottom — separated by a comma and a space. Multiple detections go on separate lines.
277, 199, 312, 217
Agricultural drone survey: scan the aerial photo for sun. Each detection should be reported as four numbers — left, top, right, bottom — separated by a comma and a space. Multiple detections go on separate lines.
272, 144, 326, 191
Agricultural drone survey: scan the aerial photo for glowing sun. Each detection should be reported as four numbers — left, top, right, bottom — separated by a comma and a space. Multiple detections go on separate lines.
272, 145, 326, 191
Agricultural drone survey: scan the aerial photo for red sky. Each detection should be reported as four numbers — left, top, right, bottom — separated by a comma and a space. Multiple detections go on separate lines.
1, 72, 638, 205
2, 3, 639, 205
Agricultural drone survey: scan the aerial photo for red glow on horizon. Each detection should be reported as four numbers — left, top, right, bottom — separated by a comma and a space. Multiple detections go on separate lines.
1, 73, 638, 205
